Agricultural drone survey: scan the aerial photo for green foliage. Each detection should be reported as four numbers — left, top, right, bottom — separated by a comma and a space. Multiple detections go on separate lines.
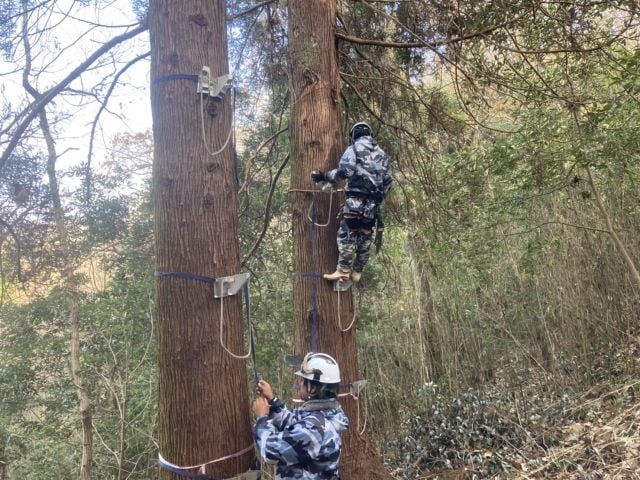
0, 132, 156, 477
2, 1, 640, 478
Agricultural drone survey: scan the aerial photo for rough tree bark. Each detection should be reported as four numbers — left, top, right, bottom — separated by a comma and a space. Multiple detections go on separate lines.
288, 1, 392, 479
150, 1, 253, 478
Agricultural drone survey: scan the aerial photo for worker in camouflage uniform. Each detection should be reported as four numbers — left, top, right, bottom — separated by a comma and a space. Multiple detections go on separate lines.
252, 353, 349, 480
312, 122, 392, 283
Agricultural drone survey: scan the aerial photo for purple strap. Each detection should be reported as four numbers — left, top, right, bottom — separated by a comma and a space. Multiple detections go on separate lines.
154, 271, 216, 284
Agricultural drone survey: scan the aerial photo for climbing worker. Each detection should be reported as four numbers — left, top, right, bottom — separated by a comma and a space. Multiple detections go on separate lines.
252, 352, 349, 480
311, 121, 392, 283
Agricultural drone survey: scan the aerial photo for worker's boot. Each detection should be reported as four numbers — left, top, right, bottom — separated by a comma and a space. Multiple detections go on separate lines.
351, 271, 362, 284
323, 269, 350, 281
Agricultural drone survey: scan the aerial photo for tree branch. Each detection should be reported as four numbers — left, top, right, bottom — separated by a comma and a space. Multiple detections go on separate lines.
0, 20, 149, 175
238, 125, 288, 195
86, 51, 151, 202
241, 153, 289, 267
227, 0, 277, 22
335, 5, 531, 50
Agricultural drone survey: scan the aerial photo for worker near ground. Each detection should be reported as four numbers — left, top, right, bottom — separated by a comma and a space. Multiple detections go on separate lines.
252, 352, 349, 480
311, 122, 392, 283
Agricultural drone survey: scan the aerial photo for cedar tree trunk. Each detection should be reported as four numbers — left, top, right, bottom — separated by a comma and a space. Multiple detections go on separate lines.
288, 1, 392, 479
150, 1, 253, 478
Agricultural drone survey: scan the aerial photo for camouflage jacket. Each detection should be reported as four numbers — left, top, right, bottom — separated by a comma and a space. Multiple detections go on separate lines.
254, 398, 349, 480
325, 136, 392, 201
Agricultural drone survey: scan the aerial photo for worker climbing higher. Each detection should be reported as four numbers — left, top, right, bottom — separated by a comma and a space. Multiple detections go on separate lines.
252, 352, 349, 480
311, 121, 392, 283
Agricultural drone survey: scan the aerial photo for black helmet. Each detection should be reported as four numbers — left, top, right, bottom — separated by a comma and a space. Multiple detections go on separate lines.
349, 122, 372, 142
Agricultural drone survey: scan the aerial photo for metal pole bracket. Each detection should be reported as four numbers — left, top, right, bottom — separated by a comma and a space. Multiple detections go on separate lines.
197, 66, 233, 99
213, 273, 250, 299
333, 278, 352, 292
349, 379, 367, 396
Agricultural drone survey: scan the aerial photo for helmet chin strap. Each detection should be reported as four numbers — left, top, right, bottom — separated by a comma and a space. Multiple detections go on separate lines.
304, 380, 326, 399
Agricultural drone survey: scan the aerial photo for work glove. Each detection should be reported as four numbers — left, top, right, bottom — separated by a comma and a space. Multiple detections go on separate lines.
311, 170, 327, 183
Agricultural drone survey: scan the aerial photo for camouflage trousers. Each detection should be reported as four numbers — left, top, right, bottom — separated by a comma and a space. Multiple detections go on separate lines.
336, 218, 373, 273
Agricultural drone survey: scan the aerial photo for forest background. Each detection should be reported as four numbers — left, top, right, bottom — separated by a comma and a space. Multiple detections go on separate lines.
1, 0, 640, 479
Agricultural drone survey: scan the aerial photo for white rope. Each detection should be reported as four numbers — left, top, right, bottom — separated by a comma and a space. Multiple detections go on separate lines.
337, 392, 367, 435
337, 286, 357, 332
200, 86, 235, 157
357, 391, 367, 435
307, 187, 334, 227
219, 294, 251, 359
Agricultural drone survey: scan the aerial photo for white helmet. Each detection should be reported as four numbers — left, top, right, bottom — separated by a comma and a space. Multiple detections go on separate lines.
349, 122, 372, 142
295, 352, 341, 384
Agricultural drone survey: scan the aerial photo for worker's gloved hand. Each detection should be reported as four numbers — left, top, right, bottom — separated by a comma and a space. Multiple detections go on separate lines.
256, 379, 274, 402
252, 397, 269, 417
311, 170, 327, 183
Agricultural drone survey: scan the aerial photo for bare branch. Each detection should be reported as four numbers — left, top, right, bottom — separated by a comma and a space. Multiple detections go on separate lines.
0, 20, 149, 175
241, 153, 290, 267
227, 0, 278, 22
238, 126, 288, 195
86, 51, 151, 201
336, 5, 532, 50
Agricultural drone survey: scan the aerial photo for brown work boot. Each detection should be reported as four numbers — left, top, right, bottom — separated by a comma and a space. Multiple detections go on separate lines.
323, 269, 350, 281
351, 271, 362, 284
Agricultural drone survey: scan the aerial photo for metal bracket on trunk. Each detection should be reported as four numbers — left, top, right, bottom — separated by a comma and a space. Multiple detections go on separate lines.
213, 273, 250, 298
284, 354, 305, 369
349, 379, 367, 396
338, 379, 367, 398
333, 278, 352, 292
197, 66, 232, 99
226, 470, 260, 480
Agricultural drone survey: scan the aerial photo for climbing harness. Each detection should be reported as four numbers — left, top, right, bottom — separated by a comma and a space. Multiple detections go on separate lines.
154, 271, 259, 385
158, 445, 256, 480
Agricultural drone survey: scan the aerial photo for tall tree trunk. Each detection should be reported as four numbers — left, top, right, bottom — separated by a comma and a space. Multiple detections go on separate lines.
68, 290, 93, 480
21, 2, 94, 476
150, 1, 253, 478
288, 2, 391, 479
44, 112, 93, 480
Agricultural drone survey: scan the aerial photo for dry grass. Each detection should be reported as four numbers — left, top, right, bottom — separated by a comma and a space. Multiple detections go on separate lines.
382, 336, 640, 480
